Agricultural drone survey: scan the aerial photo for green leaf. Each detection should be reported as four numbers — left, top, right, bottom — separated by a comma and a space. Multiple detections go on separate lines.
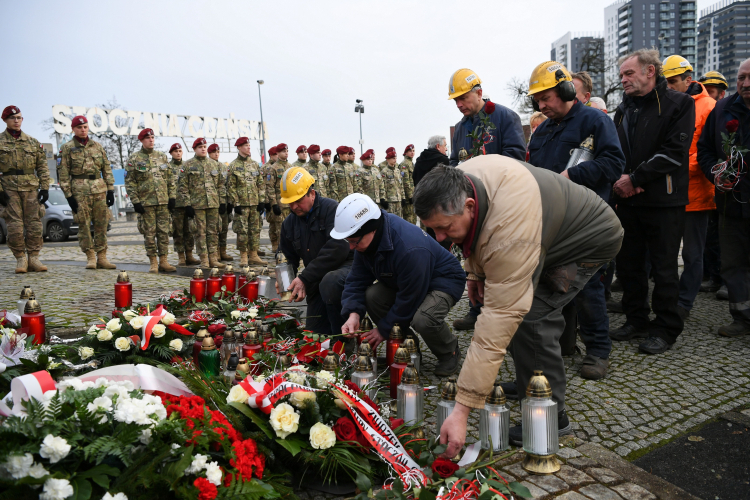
275, 436, 306, 456
90, 475, 110, 490
228, 402, 274, 439
418, 487, 437, 500
486, 479, 510, 493
76, 464, 121, 479
508, 481, 533, 498
72, 477, 92, 500
432, 444, 447, 455
355, 471, 372, 492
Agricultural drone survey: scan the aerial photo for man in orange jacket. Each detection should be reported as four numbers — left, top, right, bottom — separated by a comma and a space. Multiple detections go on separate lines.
663, 55, 716, 318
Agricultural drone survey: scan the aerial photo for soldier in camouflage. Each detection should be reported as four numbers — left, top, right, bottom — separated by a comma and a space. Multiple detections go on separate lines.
321, 149, 338, 200
169, 143, 200, 266
266, 143, 292, 252
399, 144, 417, 224
258, 146, 278, 256
304, 144, 328, 198
125, 129, 177, 273
380, 147, 404, 218
227, 136, 265, 267
208, 144, 233, 262
333, 146, 358, 201
0, 106, 50, 273
357, 150, 381, 204
292, 145, 307, 169
178, 138, 226, 269
59, 115, 116, 270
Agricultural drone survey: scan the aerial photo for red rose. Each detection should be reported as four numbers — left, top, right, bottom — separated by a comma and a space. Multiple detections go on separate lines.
207, 324, 227, 336
194, 477, 218, 500
431, 457, 460, 478
389, 418, 404, 430
333, 416, 359, 442
727, 119, 740, 133
484, 101, 496, 114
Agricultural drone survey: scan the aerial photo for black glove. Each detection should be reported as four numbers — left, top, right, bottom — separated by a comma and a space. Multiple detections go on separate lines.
234, 205, 243, 215
67, 196, 79, 213
37, 189, 49, 205
106, 190, 115, 207
133, 202, 145, 214
264, 202, 272, 211
168, 198, 175, 212
272, 204, 281, 215
256, 204, 265, 213
0, 191, 8, 207
380, 199, 389, 210
227, 203, 234, 215
408, 197, 413, 204
219, 203, 227, 215
401, 199, 407, 207
186, 206, 196, 218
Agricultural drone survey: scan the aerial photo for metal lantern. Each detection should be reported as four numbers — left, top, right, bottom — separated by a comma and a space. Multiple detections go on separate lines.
199, 336, 221, 378
193, 328, 209, 367
221, 265, 237, 294
521, 371, 560, 475
190, 269, 207, 303
221, 331, 236, 370
114, 271, 132, 309
565, 134, 594, 170
275, 253, 295, 301
480, 378, 510, 452
277, 353, 291, 372
397, 363, 423, 426
256, 268, 271, 297
389, 347, 409, 399
403, 335, 420, 373
358, 339, 377, 374
351, 354, 376, 400
224, 352, 239, 385
436, 376, 458, 434
322, 353, 339, 372
17, 286, 33, 318
234, 357, 251, 384
242, 328, 263, 374
21, 297, 45, 345
206, 268, 222, 302
386, 323, 404, 367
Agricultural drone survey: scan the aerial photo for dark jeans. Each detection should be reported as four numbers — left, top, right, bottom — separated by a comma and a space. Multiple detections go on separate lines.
719, 216, 750, 323
679, 211, 709, 310
617, 204, 685, 344
576, 266, 611, 359
308, 264, 352, 335
703, 209, 722, 283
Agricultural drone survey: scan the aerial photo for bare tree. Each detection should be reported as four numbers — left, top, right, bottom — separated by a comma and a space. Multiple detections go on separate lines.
505, 77, 535, 117
574, 39, 622, 110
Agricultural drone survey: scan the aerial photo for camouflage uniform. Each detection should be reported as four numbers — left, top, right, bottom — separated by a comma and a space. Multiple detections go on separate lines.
125, 148, 175, 257
357, 164, 381, 203
178, 156, 225, 256
380, 162, 404, 218
292, 159, 307, 169
304, 159, 330, 198
399, 156, 416, 224
170, 158, 194, 254
0, 130, 50, 258
266, 159, 292, 249
218, 162, 232, 251
227, 154, 265, 252
334, 159, 359, 200
322, 161, 338, 200
58, 137, 114, 254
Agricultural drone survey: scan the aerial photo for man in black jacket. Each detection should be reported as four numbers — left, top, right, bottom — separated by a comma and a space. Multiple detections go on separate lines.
609, 49, 696, 354
414, 135, 452, 251
697, 58, 750, 338
278, 167, 353, 335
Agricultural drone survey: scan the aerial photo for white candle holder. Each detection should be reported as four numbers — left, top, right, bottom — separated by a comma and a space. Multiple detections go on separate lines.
397, 364, 423, 426
479, 378, 509, 451
351, 355, 377, 401
521, 371, 560, 474
436, 375, 457, 435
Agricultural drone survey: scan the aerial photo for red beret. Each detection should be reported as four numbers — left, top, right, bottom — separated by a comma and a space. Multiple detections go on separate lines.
386, 150, 397, 159
308, 144, 320, 154
296, 145, 307, 154
321, 149, 331, 155
192, 137, 207, 149
386, 147, 396, 154
348, 147, 355, 154
71, 115, 88, 128
365, 149, 374, 155
336, 146, 348, 155
404, 144, 414, 154
276, 143, 288, 151
2, 106, 20, 120
235, 137, 249, 147
138, 128, 154, 141
207, 144, 220, 154
169, 143, 182, 153
360, 151, 373, 161
268, 146, 277, 155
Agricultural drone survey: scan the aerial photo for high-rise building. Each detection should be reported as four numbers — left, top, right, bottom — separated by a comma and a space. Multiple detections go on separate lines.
697, 0, 750, 89
551, 32, 606, 97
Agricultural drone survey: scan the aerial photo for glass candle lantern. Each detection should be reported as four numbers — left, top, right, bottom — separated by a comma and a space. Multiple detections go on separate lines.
358, 340, 377, 374
193, 328, 209, 368
403, 335, 420, 373
521, 371, 560, 475
257, 275, 271, 298
206, 268, 222, 302
221, 265, 237, 295
276, 353, 291, 373
241, 271, 259, 302
237, 267, 251, 295
21, 298, 46, 345
322, 353, 339, 372
242, 329, 263, 374
389, 347, 409, 399
190, 269, 207, 303
386, 323, 404, 367
17, 286, 33, 318
397, 364, 423, 426
221, 331, 236, 370
234, 357, 251, 385
224, 352, 239, 385
480, 378, 510, 452
275, 253, 295, 301
436, 375, 458, 435
114, 271, 133, 309
199, 336, 221, 378
351, 355, 376, 400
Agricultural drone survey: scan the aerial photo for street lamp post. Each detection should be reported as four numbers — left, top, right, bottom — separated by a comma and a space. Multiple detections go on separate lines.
354, 99, 365, 156
257, 80, 266, 163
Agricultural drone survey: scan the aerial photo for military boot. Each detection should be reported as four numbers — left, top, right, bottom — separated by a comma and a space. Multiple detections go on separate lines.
85, 250, 97, 270
271, 241, 278, 252
248, 250, 265, 265
159, 255, 177, 272
178, 252, 187, 266
209, 252, 226, 269
96, 251, 117, 270
200, 254, 210, 268
185, 250, 201, 265
220, 246, 233, 261
239, 251, 248, 267
27, 253, 48, 272
15, 254, 28, 274
257, 250, 266, 256
148, 256, 159, 274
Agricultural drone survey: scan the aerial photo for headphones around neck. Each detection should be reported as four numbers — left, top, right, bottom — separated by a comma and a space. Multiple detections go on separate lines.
530, 69, 577, 111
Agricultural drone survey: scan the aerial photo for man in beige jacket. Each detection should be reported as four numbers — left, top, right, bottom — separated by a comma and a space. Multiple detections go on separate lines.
414, 156, 622, 455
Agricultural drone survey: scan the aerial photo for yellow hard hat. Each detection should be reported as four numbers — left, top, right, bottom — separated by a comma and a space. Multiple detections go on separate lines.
280, 167, 314, 204
528, 61, 573, 96
699, 70, 728, 89
448, 68, 482, 99
662, 55, 693, 78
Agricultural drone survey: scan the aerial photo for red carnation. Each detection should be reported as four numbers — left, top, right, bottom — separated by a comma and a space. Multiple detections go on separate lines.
194, 477, 218, 500
484, 101, 496, 114
431, 457, 460, 478
344, 380, 361, 393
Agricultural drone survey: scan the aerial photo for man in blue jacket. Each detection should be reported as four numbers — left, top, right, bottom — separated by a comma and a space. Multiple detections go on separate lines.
526, 61, 625, 380
334, 194, 467, 376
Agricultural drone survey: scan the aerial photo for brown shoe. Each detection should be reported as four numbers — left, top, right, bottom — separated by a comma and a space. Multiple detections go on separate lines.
248, 250, 265, 265
271, 241, 278, 252
239, 251, 248, 267
96, 251, 117, 269
27, 253, 48, 272
452, 314, 477, 330
200, 253, 210, 268
220, 246, 233, 261
257, 250, 266, 256
15, 254, 28, 274
159, 255, 176, 272
148, 255, 159, 274
177, 252, 187, 266
85, 250, 97, 269
185, 251, 201, 265
209, 252, 226, 269
580, 354, 608, 380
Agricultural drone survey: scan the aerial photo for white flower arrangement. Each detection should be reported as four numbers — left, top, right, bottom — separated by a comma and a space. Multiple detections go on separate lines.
168, 339, 183, 351
106, 318, 121, 333
39, 435, 71, 464
160, 312, 176, 325
269, 403, 300, 439
97, 329, 113, 342
129, 317, 145, 330
114, 337, 131, 352
122, 310, 138, 321
309, 422, 336, 450
151, 324, 166, 338
78, 347, 94, 360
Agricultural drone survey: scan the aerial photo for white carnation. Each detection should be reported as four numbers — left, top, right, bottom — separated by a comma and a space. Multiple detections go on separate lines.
309, 422, 336, 450
269, 403, 300, 439
129, 317, 145, 330
86, 396, 113, 417
113, 396, 166, 426
114, 337, 131, 352
161, 312, 176, 325
316, 370, 336, 384
248, 307, 258, 319
122, 310, 138, 321
39, 435, 71, 464
139, 428, 152, 445
287, 371, 307, 385
106, 318, 121, 333
103, 385, 130, 400
152, 324, 166, 338
102, 493, 128, 500
28, 462, 49, 479
186, 453, 209, 474
230, 310, 241, 319
226, 384, 250, 404
4, 453, 33, 478
78, 347, 94, 360
169, 339, 183, 351
40, 478, 74, 500
205, 461, 222, 486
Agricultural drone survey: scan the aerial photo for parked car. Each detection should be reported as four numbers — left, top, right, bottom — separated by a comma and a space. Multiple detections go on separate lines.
0, 184, 111, 243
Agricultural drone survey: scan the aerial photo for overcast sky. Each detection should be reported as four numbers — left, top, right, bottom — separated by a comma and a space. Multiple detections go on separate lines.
1, 0, 715, 164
